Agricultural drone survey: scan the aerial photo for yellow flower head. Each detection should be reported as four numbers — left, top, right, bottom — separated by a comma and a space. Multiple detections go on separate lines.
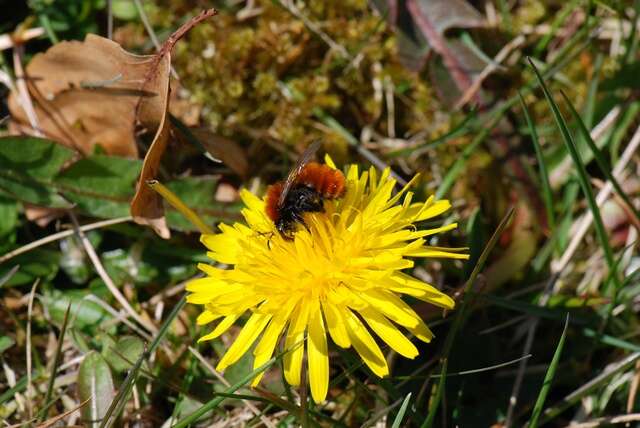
187, 158, 467, 403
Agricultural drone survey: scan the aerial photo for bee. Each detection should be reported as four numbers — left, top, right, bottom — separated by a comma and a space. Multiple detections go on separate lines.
265, 142, 346, 239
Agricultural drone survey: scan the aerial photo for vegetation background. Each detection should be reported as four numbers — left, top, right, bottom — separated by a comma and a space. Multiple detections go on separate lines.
0, 0, 639, 426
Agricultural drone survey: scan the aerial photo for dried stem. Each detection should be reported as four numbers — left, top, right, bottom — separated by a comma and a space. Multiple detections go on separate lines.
68, 211, 158, 335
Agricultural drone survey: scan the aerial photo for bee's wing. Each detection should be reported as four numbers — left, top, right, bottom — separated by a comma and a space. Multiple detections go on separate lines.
278, 141, 321, 207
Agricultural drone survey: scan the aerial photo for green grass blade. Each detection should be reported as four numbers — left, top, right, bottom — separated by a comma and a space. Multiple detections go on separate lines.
422, 360, 447, 428
0, 265, 19, 288
529, 315, 569, 428
518, 92, 555, 233
37, 303, 71, 422
0, 372, 30, 405
540, 352, 640, 423
527, 58, 620, 294
387, 110, 477, 158
171, 357, 277, 428
99, 296, 186, 428
581, 328, 640, 353
148, 296, 186, 356
421, 208, 515, 426
559, 90, 640, 222
391, 393, 412, 428
435, 111, 503, 199
98, 345, 147, 428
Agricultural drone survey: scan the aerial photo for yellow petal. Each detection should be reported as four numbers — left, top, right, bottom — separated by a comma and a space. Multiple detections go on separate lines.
407, 247, 470, 259
321, 300, 350, 348
344, 309, 388, 377
361, 289, 422, 328
324, 153, 336, 169
388, 273, 455, 309
197, 313, 241, 342
406, 318, 434, 343
283, 301, 309, 386
251, 306, 292, 387
359, 307, 418, 359
307, 305, 329, 403
413, 199, 451, 221
216, 312, 271, 371
196, 310, 219, 326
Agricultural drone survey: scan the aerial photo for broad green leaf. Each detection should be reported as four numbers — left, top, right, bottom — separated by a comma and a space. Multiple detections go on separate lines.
0, 137, 74, 179
78, 351, 116, 428
103, 336, 145, 373
111, 0, 138, 20
43, 289, 113, 332
59, 236, 92, 285
0, 196, 18, 237
0, 249, 59, 287
0, 336, 14, 355
0, 137, 73, 207
0, 137, 236, 230
165, 176, 238, 232
55, 155, 142, 219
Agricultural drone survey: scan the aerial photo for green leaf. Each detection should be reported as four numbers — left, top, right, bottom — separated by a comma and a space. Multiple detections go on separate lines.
0, 336, 15, 355
0, 137, 74, 207
55, 155, 142, 219
165, 176, 236, 232
172, 356, 278, 428
0, 249, 60, 287
78, 351, 116, 428
111, 0, 138, 20
528, 316, 569, 428
99, 298, 186, 428
103, 336, 145, 373
43, 289, 113, 332
0, 196, 18, 237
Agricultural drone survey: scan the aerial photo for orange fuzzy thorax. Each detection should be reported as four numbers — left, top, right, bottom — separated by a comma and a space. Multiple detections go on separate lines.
265, 182, 284, 222
264, 163, 346, 224
297, 162, 346, 199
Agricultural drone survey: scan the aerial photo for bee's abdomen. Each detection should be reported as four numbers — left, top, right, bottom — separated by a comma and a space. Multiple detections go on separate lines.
298, 162, 346, 199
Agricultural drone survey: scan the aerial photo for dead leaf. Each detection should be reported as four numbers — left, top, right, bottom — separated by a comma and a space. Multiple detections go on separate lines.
129, 8, 218, 239
129, 62, 171, 239
373, 0, 485, 73
23, 203, 66, 227
7, 34, 170, 158
189, 129, 249, 177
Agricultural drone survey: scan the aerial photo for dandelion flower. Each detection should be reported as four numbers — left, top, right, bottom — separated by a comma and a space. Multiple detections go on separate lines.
187, 159, 467, 403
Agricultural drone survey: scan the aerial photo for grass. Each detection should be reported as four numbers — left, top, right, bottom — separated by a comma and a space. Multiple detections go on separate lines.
1, 1, 639, 427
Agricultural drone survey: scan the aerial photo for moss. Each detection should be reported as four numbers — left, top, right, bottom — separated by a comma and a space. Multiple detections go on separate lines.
154, 0, 447, 151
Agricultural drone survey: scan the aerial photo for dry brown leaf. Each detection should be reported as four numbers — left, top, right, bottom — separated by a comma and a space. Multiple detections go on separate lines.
7, 34, 170, 158
129, 8, 217, 239
129, 62, 171, 238
23, 203, 66, 227
190, 129, 249, 177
